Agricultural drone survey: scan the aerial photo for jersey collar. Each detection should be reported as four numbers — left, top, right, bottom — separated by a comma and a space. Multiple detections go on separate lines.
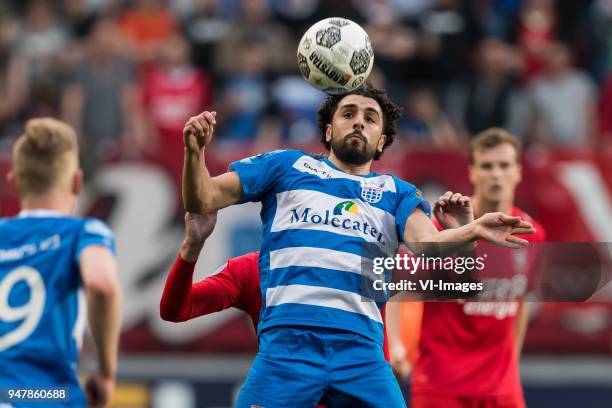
322, 157, 377, 178
18, 209, 66, 218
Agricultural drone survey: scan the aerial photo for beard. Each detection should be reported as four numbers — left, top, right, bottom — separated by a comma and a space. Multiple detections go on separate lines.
330, 130, 376, 166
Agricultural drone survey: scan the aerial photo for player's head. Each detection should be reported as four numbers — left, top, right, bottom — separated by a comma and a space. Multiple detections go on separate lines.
8, 118, 82, 210
468, 127, 522, 204
317, 82, 401, 165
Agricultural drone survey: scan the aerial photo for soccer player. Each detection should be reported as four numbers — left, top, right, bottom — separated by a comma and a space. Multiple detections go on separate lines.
389, 128, 546, 408
181, 83, 535, 407
0, 118, 122, 408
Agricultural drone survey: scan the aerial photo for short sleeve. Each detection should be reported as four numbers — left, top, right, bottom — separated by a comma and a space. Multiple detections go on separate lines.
75, 218, 116, 262
394, 178, 431, 242
228, 149, 294, 203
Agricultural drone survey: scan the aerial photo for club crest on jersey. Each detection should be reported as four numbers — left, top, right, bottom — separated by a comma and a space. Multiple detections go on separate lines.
360, 179, 385, 203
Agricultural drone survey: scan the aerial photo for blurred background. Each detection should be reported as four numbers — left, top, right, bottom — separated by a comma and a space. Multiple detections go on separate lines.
0, 0, 611, 407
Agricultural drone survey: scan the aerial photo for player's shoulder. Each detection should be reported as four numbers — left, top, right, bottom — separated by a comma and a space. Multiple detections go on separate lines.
239, 149, 304, 164
79, 217, 114, 239
385, 174, 423, 198
513, 207, 546, 242
227, 252, 260, 277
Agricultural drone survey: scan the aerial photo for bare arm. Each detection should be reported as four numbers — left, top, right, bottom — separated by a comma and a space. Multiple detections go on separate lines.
121, 82, 148, 153
182, 111, 243, 213
61, 83, 84, 138
403, 208, 536, 256
80, 246, 122, 406
385, 298, 412, 380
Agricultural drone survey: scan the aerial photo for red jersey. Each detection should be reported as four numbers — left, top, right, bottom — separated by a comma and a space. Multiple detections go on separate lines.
159, 252, 390, 361
142, 67, 212, 141
411, 208, 545, 398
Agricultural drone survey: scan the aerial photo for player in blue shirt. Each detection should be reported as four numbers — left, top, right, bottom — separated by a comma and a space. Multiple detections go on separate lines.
0, 118, 122, 407
181, 83, 535, 407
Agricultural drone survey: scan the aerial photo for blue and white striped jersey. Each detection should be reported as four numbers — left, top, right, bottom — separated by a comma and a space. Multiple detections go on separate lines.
230, 150, 430, 344
0, 210, 115, 407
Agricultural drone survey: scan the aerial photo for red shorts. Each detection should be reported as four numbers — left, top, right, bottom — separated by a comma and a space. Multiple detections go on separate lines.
411, 394, 526, 408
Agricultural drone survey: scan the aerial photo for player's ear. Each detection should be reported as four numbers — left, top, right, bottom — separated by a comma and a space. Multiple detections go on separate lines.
6, 170, 18, 195
377, 134, 387, 153
468, 164, 476, 185
72, 169, 83, 195
516, 163, 522, 183
325, 124, 332, 144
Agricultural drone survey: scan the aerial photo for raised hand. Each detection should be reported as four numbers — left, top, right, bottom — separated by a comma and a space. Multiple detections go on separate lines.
180, 212, 218, 262
433, 191, 474, 229
473, 212, 536, 248
183, 111, 217, 151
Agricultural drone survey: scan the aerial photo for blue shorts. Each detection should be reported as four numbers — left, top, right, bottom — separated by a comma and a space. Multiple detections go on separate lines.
235, 326, 406, 408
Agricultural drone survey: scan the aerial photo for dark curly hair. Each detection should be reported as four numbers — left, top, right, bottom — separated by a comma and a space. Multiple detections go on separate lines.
317, 82, 402, 160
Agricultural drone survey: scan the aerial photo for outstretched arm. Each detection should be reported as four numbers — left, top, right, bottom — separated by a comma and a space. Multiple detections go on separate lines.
403, 192, 535, 256
182, 111, 243, 213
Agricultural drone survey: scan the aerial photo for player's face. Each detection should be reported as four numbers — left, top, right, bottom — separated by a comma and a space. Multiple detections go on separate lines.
326, 95, 386, 165
469, 143, 521, 203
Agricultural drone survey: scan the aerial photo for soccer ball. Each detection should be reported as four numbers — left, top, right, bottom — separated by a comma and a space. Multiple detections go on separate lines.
297, 17, 374, 95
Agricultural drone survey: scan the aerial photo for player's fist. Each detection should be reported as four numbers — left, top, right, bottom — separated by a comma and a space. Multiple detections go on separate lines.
473, 212, 536, 248
389, 342, 412, 382
84, 372, 114, 407
433, 191, 473, 229
183, 111, 217, 151
181, 212, 218, 262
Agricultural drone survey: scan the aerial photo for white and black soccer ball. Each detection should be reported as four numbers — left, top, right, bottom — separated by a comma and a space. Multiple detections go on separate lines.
297, 17, 374, 95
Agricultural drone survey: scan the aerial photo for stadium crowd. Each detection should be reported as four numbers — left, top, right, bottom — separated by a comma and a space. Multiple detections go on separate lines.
0, 0, 611, 179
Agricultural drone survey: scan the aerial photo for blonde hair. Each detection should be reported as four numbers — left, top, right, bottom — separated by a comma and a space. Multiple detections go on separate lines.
469, 127, 521, 164
12, 118, 79, 195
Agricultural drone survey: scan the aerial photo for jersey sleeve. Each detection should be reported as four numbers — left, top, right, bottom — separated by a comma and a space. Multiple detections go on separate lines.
228, 149, 295, 203
75, 218, 116, 263
393, 178, 431, 242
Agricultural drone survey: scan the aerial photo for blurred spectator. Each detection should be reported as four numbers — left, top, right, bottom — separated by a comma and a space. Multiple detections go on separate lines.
470, 0, 521, 40
270, 0, 320, 37
214, 0, 294, 76
516, 0, 557, 81
183, 0, 231, 73
266, 75, 323, 147
62, 19, 146, 176
16, 1, 70, 80
142, 33, 213, 164
587, 0, 612, 83
527, 42, 598, 148
365, 21, 419, 85
598, 74, 612, 147
63, 0, 123, 39
398, 86, 462, 149
119, 0, 177, 64
445, 38, 529, 138
416, 0, 482, 82
215, 38, 273, 142
0, 13, 28, 138
15, 1, 72, 116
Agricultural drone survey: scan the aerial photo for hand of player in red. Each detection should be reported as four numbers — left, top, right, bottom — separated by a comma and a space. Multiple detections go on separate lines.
84, 371, 114, 407
473, 212, 536, 248
181, 212, 218, 262
389, 341, 412, 382
183, 111, 217, 151
433, 191, 474, 230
